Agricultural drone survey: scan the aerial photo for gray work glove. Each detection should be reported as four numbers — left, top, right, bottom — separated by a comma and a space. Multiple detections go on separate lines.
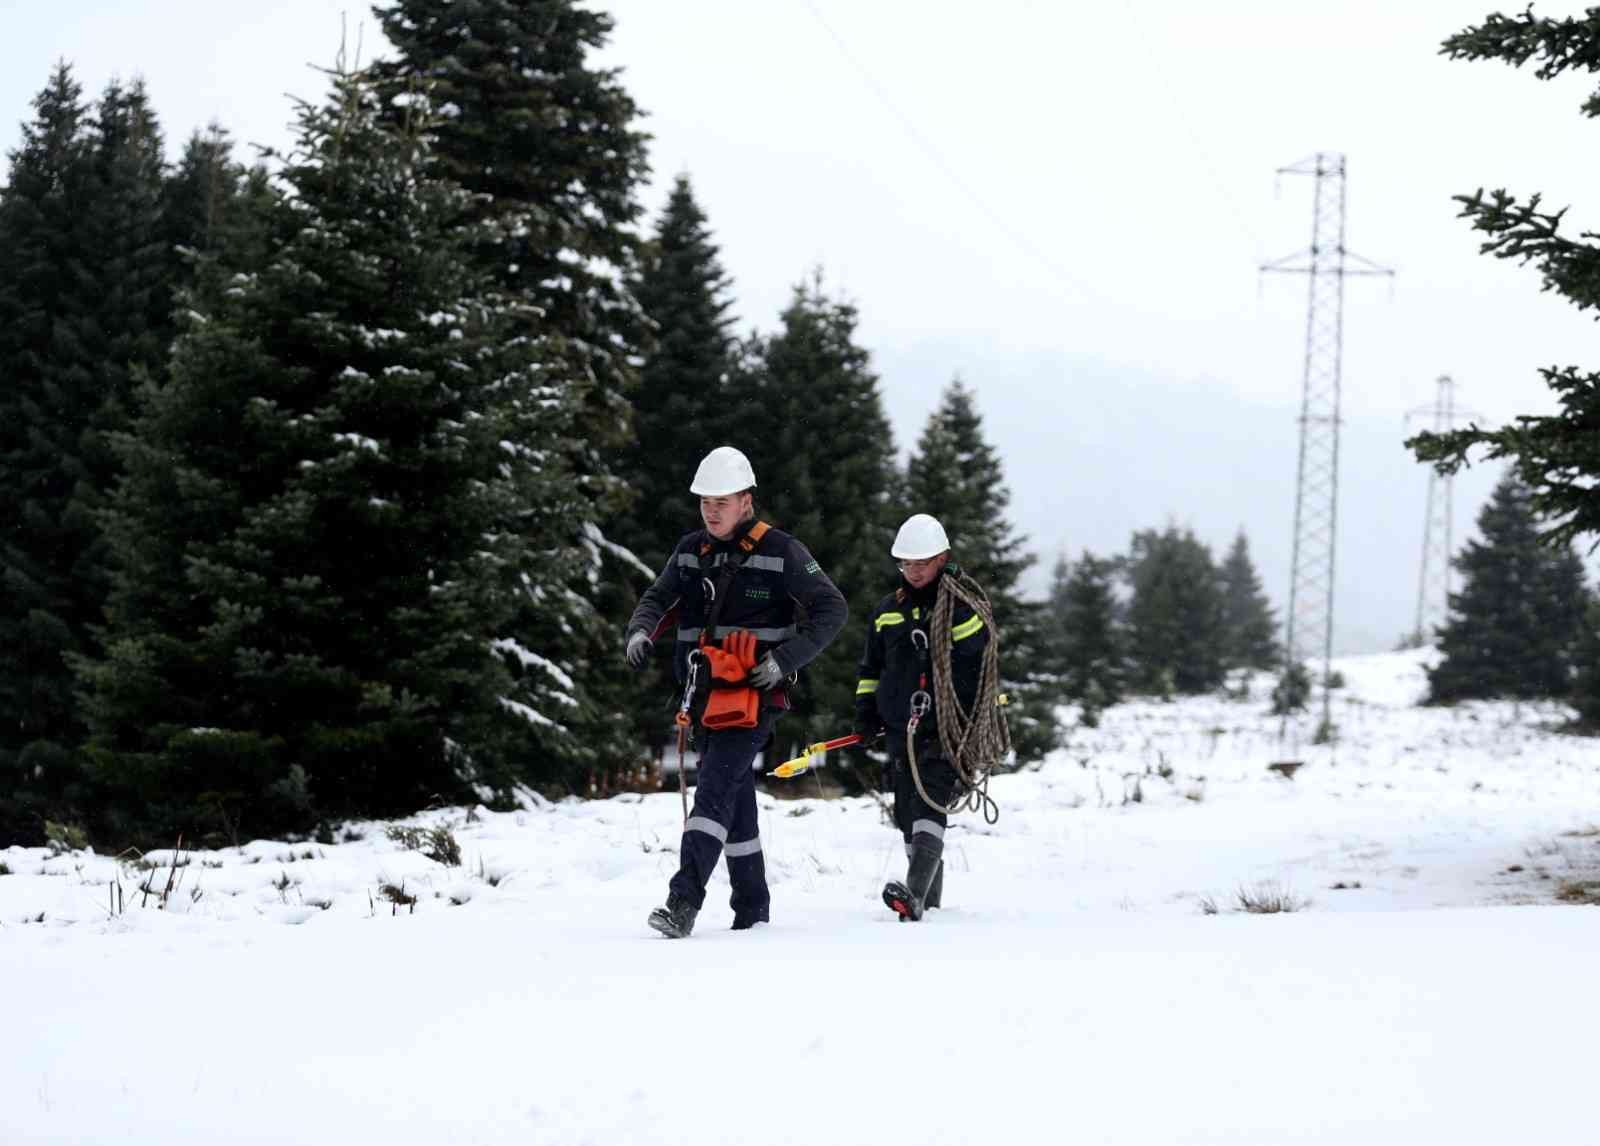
624, 629, 653, 671
746, 652, 786, 691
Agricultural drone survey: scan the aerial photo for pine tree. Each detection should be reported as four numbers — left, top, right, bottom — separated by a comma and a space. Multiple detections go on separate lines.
0, 70, 172, 841
1051, 551, 1124, 724
373, 0, 654, 783
903, 378, 1058, 761
371, 0, 647, 513
729, 274, 898, 747
1570, 598, 1600, 725
1409, 11, 1600, 547
1427, 476, 1588, 704
0, 64, 98, 841
626, 173, 738, 573
1125, 526, 1226, 696
1218, 530, 1279, 671
159, 124, 281, 304
77, 67, 574, 845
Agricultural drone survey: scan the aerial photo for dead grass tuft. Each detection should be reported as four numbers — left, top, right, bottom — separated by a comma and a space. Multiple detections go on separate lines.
1234, 881, 1310, 914
1554, 879, 1600, 905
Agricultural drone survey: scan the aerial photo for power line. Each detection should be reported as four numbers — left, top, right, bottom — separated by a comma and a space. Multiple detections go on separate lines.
798, 0, 1108, 310
1116, 0, 1268, 260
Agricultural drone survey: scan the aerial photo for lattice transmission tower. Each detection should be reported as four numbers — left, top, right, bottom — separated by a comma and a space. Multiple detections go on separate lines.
1261, 153, 1392, 738
1404, 375, 1481, 647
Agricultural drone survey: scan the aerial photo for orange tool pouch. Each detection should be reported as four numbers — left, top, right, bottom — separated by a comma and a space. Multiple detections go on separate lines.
701, 630, 761, 730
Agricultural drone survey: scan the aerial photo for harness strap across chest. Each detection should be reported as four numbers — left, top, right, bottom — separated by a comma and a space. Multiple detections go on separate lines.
699, 520, 771, 644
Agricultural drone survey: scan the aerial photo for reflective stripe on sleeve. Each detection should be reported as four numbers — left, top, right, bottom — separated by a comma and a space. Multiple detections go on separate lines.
856, 678, 879, 696
685, 816, 729, 844
875, 611, 906, 631
724, 837, 762, 858
952, 614, 985, 642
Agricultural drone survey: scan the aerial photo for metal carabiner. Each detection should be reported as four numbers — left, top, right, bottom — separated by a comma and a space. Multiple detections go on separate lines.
911, 628, 929, 653
677, 651, 702, 725
909, 689, 932, 720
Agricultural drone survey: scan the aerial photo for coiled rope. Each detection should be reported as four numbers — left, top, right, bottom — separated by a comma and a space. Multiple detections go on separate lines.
905, 567, 1010, 824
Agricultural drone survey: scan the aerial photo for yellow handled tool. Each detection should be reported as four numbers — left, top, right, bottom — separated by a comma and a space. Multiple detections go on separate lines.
769, 734, 862, 779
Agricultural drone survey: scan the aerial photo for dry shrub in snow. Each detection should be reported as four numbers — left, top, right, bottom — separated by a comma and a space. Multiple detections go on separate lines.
1235, 881, 1309, 914
385, 823, 462, 867
1554, 879, 1600, 906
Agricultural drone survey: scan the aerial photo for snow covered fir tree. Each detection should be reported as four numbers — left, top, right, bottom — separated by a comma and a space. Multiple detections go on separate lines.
1424, 476, 1588, 705
75, 67, 583, 842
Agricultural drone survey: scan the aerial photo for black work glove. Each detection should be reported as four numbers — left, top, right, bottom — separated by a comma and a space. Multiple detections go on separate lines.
853, 702, 884, 746
624, 629, 652, 671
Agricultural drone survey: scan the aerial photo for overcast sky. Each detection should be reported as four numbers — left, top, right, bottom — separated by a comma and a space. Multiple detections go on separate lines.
6, 1, 1597, 652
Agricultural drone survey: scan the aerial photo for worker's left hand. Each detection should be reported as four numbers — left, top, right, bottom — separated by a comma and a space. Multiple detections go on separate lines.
746, 652, 786, 690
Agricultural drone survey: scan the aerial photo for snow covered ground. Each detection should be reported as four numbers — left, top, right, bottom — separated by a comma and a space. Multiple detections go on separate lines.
5, 649, 1600, 1145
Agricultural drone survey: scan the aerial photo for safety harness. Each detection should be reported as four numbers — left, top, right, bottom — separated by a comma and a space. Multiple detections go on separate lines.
672, 520, 772, 819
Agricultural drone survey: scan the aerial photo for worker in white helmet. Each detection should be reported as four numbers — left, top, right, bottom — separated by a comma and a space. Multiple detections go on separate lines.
853, 513, 990, 921
624, 446, 848, 938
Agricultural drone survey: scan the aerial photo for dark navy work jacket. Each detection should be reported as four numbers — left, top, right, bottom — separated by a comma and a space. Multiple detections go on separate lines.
626, 520, 849, 694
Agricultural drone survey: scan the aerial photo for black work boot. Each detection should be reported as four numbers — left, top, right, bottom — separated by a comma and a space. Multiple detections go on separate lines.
924, 860, 944, 910
647, 893, 698, 939
882, 841, 943, 922
731, 905, 769, 931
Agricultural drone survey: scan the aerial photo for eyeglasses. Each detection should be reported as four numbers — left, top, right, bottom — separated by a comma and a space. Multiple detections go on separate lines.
896, 558, 939, 573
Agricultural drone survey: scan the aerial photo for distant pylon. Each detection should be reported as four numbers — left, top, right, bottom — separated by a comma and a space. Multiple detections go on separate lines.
1405, 376, 1482, 647
1261, 153, 1392, 739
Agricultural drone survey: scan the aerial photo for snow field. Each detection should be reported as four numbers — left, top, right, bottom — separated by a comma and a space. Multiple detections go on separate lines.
4, 649, 1600, 1144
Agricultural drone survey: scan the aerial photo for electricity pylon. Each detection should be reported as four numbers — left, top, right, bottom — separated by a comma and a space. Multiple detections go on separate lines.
1404, 375, 1482, 647
1261, 153, 1392, 741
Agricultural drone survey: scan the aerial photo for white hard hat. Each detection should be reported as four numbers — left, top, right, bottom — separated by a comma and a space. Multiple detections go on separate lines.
689, 446, 757, 497
891, 514, 951, 560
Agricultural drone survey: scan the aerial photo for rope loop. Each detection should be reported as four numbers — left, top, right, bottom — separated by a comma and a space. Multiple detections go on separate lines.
905, 568, 1011, 821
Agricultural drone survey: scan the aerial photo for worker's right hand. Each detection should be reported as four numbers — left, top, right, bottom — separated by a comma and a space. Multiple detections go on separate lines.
625, 630, 653, 670
853, 704, 883, 745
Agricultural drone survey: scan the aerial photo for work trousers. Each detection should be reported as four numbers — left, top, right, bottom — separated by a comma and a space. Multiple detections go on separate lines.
891, 742, 960, 853
669, 710, 776, 923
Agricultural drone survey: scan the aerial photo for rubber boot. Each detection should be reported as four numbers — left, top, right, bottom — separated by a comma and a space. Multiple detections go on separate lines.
647, 893, 698, 939
925, 860, 944, 910
731, 905, 769, 931
882, 840, 943, 922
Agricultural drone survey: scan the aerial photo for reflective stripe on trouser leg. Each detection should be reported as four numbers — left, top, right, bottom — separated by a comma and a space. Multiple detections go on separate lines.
727, 765, 768, 923
669, 714, 775, 910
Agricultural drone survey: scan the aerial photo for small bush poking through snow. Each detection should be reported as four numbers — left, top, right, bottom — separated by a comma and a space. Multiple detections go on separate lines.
379, 882, 418, 914
44, 821, 87, 856
1554, 879, 1600, 905
1235, 881, 1310, 914
1199, 883, 1310, 916
385, 823, 462, 866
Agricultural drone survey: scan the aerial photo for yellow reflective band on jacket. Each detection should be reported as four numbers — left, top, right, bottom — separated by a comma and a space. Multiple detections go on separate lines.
951, 614, 985, 642
856, 678, 879, 696
875, 612, 906, 631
